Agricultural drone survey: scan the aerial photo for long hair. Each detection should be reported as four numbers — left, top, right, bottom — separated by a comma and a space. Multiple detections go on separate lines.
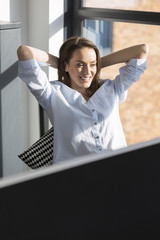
58, 36, 101, 95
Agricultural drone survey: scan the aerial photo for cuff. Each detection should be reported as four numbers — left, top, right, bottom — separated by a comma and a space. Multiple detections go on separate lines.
18, 59, 50, 71
128, 58, 147, 68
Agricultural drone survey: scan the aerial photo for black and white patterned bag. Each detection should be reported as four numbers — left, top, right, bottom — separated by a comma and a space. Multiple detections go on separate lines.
18, 127, 54, 169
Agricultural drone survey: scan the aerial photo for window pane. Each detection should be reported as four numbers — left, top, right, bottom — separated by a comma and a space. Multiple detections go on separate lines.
83, 0, 160, 12
83, 19, 113, 56
83, 20, 160, 145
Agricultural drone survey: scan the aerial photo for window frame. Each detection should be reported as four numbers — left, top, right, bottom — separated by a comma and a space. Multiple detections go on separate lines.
72, 0, 160, 36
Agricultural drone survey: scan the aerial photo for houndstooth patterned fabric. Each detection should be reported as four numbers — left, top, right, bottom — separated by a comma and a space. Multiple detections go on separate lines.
18, 127, 54, 169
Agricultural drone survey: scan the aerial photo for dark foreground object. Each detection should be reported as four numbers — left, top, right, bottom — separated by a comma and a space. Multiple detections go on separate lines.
1, 139, 160, 239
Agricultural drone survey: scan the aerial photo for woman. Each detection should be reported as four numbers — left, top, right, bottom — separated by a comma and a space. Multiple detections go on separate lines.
17, 36, 148, 163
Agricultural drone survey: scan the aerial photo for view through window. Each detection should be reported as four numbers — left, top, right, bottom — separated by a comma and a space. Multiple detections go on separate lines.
82, 0, 160, 145
83, 0, 160, 12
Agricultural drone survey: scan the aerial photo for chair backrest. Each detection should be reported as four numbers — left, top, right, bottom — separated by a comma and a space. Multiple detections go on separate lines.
18, 127, 54, 169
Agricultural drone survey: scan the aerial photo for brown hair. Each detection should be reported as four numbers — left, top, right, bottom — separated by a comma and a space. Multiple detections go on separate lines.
58, 36, 101, 95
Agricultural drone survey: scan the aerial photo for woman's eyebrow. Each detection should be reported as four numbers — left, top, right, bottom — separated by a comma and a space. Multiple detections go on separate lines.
75, 60, 97, 63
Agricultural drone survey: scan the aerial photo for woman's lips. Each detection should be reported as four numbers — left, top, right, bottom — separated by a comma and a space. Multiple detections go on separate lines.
80, 76, 91, 82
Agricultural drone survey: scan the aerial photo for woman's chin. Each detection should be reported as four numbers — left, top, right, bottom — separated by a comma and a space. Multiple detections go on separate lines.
80, 79, 92, 88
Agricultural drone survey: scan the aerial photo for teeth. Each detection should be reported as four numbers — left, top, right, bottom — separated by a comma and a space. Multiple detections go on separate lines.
80, 77, 90, 80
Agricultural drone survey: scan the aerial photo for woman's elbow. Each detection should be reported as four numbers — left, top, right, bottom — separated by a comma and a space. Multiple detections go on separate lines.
17, 45, 33, 60
139, 43, 149, 59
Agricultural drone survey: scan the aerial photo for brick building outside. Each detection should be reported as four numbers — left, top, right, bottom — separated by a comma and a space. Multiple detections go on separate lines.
86, 0, 160, 146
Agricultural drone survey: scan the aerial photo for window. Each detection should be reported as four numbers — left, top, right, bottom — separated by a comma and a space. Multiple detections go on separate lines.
83, 0, 160, 13
72, 0, 160, 145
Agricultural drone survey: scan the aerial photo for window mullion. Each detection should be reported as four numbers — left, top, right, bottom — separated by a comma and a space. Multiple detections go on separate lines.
78, 7, 160, 26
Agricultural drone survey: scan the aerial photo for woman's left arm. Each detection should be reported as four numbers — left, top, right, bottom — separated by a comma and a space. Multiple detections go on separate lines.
101, 44, 149, 68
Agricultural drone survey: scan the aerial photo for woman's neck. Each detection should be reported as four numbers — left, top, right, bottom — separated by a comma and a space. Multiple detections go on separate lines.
81, 90, 92, 101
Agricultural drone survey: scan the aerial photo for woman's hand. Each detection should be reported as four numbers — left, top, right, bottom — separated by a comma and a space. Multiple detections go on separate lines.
101, 44, 149, 68
17, 45, 58, 69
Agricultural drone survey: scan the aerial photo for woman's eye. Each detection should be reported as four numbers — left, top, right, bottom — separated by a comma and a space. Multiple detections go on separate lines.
76, 63, 83, 68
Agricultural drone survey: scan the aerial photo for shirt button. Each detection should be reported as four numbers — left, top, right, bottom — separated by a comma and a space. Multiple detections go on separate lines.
96, 136, 99, 139
92, 109, 95, 112
94, 122, 97, 125
99, 148, 102, 151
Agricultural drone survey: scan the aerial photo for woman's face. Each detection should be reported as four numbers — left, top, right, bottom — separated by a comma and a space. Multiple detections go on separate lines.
65, 47, 97, 94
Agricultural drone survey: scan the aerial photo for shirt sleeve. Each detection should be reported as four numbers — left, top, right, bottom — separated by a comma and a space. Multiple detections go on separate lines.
113, 58, 147, 103
18, 59, 52, 109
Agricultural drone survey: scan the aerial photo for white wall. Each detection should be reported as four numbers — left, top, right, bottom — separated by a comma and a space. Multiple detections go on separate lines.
0, 0, 10, 21
0, 0, 28, 44
0, 0, 64, 174
49, 0, 64, 80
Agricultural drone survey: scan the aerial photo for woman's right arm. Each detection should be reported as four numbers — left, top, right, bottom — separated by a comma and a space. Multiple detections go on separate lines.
17, 45, 58, 69
17, 46, 56, 110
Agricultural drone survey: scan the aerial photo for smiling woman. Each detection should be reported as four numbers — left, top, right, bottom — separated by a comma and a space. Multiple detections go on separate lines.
17, 36, 148, 164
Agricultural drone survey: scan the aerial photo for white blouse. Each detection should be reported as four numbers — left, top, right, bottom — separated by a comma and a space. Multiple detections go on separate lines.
18, 58, 147, 163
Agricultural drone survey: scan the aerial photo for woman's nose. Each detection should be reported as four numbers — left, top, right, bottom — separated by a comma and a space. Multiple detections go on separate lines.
83, 64, 91, 75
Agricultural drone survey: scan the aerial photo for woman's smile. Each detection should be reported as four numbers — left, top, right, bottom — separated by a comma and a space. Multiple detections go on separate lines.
80, 76, 92, 82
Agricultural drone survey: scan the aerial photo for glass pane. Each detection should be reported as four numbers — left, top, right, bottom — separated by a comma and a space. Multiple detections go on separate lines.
83, 19, 113, 56
83, 0, 160, 12
83, 19, 160, 145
